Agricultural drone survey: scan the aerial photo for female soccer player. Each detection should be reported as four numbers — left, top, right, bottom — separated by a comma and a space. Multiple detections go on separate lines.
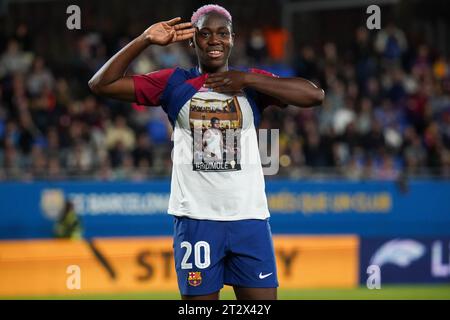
89, 4, 324, 300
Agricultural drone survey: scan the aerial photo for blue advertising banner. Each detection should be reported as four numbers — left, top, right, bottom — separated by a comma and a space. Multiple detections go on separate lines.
359, 237, 450, 284
0, 179, 449, 239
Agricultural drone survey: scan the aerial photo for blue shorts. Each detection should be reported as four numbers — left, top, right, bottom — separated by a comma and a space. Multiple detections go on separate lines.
173, 216, 279, 296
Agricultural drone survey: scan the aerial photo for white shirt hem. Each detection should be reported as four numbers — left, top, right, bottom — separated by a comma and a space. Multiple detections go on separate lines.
167, 210, 270, 221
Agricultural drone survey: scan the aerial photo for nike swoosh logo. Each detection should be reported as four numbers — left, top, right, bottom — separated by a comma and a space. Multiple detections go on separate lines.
259, 272, 273, 279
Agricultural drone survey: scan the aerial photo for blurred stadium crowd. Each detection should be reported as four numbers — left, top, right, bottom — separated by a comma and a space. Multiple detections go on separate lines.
0, 16, 450, 181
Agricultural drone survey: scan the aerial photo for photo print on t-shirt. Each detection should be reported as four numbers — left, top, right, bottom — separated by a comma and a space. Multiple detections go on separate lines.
189, 96, 242, 172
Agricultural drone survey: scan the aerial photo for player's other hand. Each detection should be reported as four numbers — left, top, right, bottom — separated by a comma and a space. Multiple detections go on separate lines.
204, 70, 248, 93
143, 17, 195, 46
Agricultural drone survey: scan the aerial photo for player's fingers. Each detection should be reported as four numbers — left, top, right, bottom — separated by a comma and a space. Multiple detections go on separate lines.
207, 80, 231, 89
175, 33, 195, 41
204, 80, 224, 88
213, 86, 230, 93
217, 88, 236, 94
205, 77, 230, 86
174, 32, 194, 40
174, 22, 193, 30
176, 28, 196, 35
205, 76, 223, 82
205, 83, 219, 89
166, 17, 182, 26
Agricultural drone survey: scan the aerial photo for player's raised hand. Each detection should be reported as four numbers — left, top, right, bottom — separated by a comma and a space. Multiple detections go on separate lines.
143, 17, 195, 46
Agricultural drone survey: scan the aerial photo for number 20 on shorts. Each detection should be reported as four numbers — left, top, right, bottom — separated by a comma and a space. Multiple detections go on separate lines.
180, 241, 211, 269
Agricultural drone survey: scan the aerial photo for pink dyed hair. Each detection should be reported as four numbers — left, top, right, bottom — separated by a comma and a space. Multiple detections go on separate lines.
191, 4, 232, 26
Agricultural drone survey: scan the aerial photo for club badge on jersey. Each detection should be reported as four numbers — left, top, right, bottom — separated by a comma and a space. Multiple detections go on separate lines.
188, 271, 202, 286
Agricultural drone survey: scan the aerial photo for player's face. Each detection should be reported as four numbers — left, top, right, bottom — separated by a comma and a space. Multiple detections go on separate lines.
212, 121, 220, 128
193, 13, 234, 73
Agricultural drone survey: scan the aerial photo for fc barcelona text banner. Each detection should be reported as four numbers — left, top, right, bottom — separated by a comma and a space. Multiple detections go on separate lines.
0, 180, 449, 239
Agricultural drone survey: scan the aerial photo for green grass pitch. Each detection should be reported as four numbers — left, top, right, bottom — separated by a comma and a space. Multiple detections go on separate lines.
3, 285, 450, 300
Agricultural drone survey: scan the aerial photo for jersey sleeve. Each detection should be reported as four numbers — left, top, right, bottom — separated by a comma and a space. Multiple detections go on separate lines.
249, 68, 288, 109
132, 68, 175, 106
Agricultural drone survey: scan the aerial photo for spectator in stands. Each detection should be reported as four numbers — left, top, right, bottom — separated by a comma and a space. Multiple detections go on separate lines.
105, 115, 136, 151
375, 22, 408, 62
0, 39, 33, 78
27, 57, 54, 97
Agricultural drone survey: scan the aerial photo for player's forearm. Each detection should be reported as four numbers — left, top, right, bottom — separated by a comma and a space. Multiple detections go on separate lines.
88, 34, 150, 92
245, 73, 325, 107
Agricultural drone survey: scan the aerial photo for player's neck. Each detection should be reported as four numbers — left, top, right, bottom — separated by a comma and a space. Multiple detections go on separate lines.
198, 63, 228, 74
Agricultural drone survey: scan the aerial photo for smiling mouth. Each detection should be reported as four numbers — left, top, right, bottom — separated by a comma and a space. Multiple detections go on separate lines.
207, 50, 224, 58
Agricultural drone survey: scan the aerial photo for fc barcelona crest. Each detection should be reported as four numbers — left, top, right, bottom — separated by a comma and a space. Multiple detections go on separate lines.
188, 272, 202, 286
